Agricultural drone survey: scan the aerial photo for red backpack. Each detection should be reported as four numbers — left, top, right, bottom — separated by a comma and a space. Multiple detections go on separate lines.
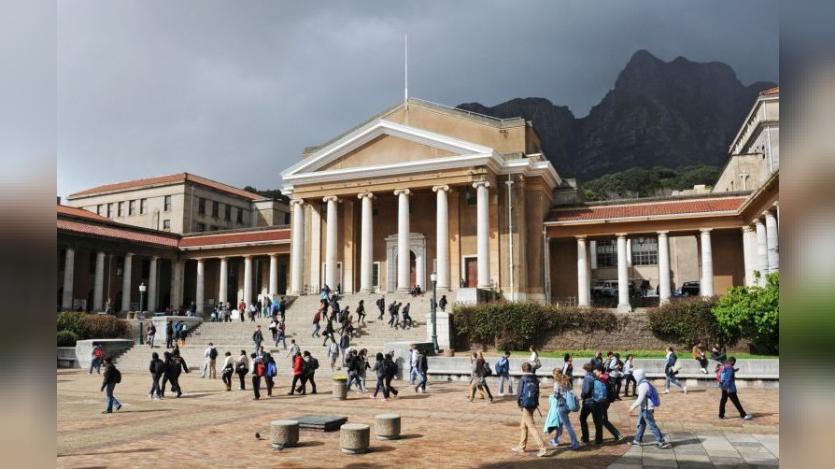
255, 361, 266, 377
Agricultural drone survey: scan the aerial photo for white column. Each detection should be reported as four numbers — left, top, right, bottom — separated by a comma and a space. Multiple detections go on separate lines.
195, 259, 205, 313
243, 255, 253, 305
323, 196, 339, 290
217, 257, 228, 306
395, 189, 411, 292
61, 248, 75, 310
700, 229, 714, 297
289, 199, 305, 295
626, 239, 633, 267
764, 210, 779, 273
358, 192, 375, 293
577, 237, 590, 307
269, 254, 278, 297
657, 232, 671, 304
93, 251, 105, 311
589, 240, 598, 270
755, 218, 768, 285
741, 226, 754, 286
147, 256, 158, 312
616, 235, 631, 312
474, 181, 491, 289
121, 253, 133, 312
170, 260, 182, 310
433, 185, 450, 291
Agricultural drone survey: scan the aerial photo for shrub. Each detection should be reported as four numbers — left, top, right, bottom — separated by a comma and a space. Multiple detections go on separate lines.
647, 297, 721, 347
453, 302, 618, 351
712, 272, 779, 354
57, 311, 86, 338
57, 330, 79, 347
56, 311, 129, 340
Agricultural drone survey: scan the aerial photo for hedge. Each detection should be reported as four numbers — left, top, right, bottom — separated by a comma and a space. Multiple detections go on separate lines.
57, 330, 79, 347
647, 297, 721, 347
453, 302, 618, 351
712, 272, 779, 354
57, 311, 128, 341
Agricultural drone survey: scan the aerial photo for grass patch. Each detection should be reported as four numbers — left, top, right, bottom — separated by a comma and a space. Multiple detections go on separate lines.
499, 350, 778, 359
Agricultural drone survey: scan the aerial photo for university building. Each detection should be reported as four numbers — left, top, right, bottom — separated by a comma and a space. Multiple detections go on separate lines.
57, 88, 779, 315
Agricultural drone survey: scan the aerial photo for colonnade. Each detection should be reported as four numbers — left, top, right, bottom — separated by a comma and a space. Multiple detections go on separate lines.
743, 203, 779, 286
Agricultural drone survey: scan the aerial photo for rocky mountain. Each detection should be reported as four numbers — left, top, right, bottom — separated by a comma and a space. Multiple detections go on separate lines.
457, 50, 776, 181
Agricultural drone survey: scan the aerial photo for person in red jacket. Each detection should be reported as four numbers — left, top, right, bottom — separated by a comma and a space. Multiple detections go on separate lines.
287, 351, 304, 395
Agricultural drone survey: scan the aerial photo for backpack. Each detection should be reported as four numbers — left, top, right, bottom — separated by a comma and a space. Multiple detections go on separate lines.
592, 379, 608, 403
255, 361, 266, 377
483, 362, 493, 377
311, 357, 320, 370
266, 361, 277, 377
496, 357, 508, 375
111, 367, 122, 383
606, 379, 618, 403
563, 389, 580, 412
94, 347, 103, 358
641, 379, 661, 408
519, 377, 540, 410
209, 347, 218, 360
385, 361, 398, 378
153, 360, 166, 375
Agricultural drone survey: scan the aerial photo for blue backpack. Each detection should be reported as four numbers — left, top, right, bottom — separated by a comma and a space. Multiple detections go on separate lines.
266, 361, 277, 378
496, 357, 509, 375
641, 379, 661, 407
592, 379, 608, 403
519, 377, 540, 409
563, 390, 580, 412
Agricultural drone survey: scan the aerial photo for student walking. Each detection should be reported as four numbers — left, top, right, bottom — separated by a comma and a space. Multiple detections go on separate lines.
511, 362, 551, 457
221, 352, 234, 391
356, 299, 367, 325
89, 344, 104, 374
300, 351, 319, 394
165, 321, 174, 348
326, 337, 339, 370
312, 308, 321, 338
438, 294, 447, 312
579, 363, 602, 445
622, 354, 637, 397
275, 321, 287, 349
376, 296, 385, 320
148, 352, 165, 399
562, 353, 574, 379
594, 366, 623, 442
496, 350, 513, 396
383, 353, 399, 398
692, 342, 709, 374
168, 352, 189, 398
628, 369, 671, 448
544, 369, 580, 450
236, 350, 249, 390
202, 343, 217, 379
719, 357, 753, 420
252, 325, 264, 352
663, 347, 687, 393
288, 351, 304, 395
370, 352, 390, 401
100, 358, 122, 414
414, 348, 428, 393
251, 353, 265, 400
288, 339, 300, 358
264, 353, 277, 397
468, 352, 494, 403
146, 322, 156, 348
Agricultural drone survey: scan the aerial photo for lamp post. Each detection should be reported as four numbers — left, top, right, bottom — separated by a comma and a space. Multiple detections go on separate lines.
138, 281, 147, 345
430, 271, 439, 353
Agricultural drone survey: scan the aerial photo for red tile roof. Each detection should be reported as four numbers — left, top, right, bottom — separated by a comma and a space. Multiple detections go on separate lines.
547, 196, 747, 223
57, 218, 180, 247
760, 86, 779, 96
68, 172, 263, 200
179, 228, 290, 248
57, 204, 113, 223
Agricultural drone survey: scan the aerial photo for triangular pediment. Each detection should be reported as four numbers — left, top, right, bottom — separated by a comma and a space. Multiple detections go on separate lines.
281, 119, 496, 181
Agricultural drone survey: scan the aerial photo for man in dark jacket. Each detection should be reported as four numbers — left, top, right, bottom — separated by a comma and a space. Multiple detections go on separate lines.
165, 321, 174, 349
414, 349, 428, 393
100, 358, 122, 414
300, 350, 318, 394
167, 352, 189, 398
376, 296, 385, 320
579, 362, 604, 444
252, 325, 264, 352
148, 352, 165, 399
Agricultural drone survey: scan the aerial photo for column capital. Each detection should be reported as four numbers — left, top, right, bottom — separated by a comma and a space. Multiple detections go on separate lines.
357, 192, 375, 199
773, 201, 779, 208
472, 181, 491, 189
290, 198, 305, 206
656, 231, 669, 236
615, 233, 628, 239
699, 228, 713, 233
124, 252, 134, 258
741, 225, 753, 233
270, 253, 278, 259
432, 185, 450, 193
575, 235, 587, 241
322, 195, 338, 203
393, 188, 411, 196
762, 209, 774, 217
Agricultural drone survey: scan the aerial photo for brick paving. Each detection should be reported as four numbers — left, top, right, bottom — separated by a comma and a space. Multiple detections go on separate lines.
57, 370, 778, 468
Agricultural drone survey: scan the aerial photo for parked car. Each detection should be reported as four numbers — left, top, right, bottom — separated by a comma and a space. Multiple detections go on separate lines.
678, 281, 701, 296
592, 280, 618, 297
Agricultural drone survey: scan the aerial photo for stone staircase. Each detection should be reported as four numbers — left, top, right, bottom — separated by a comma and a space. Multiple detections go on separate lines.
115, 292, 430, 378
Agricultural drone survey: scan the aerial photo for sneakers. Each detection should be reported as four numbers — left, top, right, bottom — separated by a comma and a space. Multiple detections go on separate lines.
743, 414, 753, 420
511, 446, 526, 454
549, 439, 558, 448
370, 395, 376, 400
536, 448, 553, 457
613, 434, 623, 442
115, 403, 122, 411
663, 390, 670, 394
657, 441, 672, 449
630, 440, 642, 446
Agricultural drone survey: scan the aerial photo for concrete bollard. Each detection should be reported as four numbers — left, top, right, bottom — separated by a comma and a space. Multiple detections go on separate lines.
340, 423, 370, 454
374, 414, 401, 440
333, 377, 348, 400
271, 420, 300, 450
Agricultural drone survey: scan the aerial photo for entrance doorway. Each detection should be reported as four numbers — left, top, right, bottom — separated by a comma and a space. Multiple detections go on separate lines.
409, 251, 416, 288
464, 256, 478, 288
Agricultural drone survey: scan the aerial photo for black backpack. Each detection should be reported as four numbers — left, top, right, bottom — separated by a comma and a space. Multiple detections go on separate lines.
606, 378, 618, 403
112, 367, 122, 384
209, 347, 218, 360
311, 357, 320, 370
385, 360, 398, 378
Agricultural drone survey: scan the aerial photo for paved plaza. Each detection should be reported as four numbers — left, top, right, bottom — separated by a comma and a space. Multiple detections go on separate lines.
58, 369, 778, 468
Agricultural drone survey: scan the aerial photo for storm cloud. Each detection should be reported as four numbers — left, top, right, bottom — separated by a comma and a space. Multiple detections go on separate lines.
57, 0, 778, 197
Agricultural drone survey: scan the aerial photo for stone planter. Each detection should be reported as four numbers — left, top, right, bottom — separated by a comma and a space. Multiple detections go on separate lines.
340, 423, 370, 454
270, 420, 299, 450
374, 414, 401, 440
332, 376, 348, 400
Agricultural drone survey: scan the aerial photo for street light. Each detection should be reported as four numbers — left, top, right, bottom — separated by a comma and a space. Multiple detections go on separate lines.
138, 281, 147, 345
430, 271, 439, 353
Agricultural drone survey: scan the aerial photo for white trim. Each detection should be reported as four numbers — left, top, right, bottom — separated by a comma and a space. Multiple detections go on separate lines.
180, 239, 290, 251
544, 210, 741, 228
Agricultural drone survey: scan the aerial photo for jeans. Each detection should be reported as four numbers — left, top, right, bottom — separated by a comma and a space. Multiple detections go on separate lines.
416, 370, 427, 391
237, 370, 247, 389
623, 374, 637, 395
499, 374, 513, 394
719, 390, 747, 418
302, 374, 317, 394
348, 373, 363, 391
275, 335, 286, 349
265, 376, 274, 396
409, 366, 418, 385
147, 334, 155, 347
149, 375, 162, 397
104, 383, 120, 412
635, 408, 665, 443
89, 357, 101, 374
580, 401, 602, 443
312, 323, 320, 337
252, 375, 261, 399
374, 378, 389, 398
385, 376, 398, 396
554, 407, 579, 448
665, 373, 685, 391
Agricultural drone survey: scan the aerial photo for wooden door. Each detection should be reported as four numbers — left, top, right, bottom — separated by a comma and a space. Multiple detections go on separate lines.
465, 258, 478, 288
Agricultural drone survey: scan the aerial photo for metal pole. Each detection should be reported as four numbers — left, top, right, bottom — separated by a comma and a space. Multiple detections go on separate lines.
431, 278, 439, 353
138, 289, 145, 345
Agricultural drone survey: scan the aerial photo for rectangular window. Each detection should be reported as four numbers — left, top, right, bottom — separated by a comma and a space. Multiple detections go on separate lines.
210, 225, 220, 231
212, 201, 219, 218
96, 204, 102, 216
466, 190, 476, 206
162, 219, 171, 231
225, 204, 231, 221
284, 212, 291, 225
164, 195, 172, 211
196, 222, 206, 232
117, 201, 124, 217
128, 200, 135, 216
198, 197, 205, 215
596, 240, 616, 267
140, 198, 147, 214
372, 262, 380, 288
106, 203, 113, 218
236, 208, 244, 224
631, 237, 658, 266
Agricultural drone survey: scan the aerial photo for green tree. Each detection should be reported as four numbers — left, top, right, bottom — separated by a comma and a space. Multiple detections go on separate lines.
711, 272, 779, 353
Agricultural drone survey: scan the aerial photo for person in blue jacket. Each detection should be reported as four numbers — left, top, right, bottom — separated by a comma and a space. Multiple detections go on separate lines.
719, 357, 753, 420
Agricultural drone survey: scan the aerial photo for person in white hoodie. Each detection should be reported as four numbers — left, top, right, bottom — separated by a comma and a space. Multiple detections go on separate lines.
628, 369, 671, 449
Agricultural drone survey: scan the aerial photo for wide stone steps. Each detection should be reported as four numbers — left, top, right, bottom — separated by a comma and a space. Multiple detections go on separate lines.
116, 292, 428, 375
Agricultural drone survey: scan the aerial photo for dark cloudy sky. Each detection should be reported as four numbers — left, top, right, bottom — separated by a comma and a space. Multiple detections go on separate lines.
57, 0, 778, 197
